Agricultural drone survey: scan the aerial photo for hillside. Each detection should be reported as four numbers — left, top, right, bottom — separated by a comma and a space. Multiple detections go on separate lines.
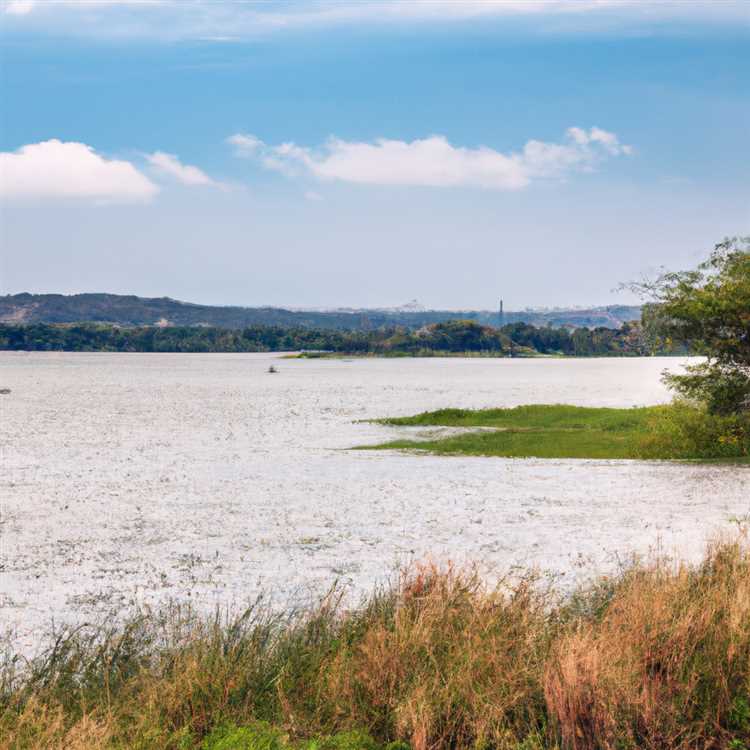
0, 293, 640, 331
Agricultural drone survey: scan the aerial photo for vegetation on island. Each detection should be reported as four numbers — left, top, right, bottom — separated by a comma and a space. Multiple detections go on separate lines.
364, 403, 750, 460
0, 318, 673, 357
3, 540, 750, 750
635, 237, 750, 416
367, 239, 750, 461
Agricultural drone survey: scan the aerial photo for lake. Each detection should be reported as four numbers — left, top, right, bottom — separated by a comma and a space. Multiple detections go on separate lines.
1, 352, 748, 652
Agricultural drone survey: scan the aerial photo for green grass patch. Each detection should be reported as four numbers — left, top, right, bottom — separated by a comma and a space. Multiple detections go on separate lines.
363, 403, 750, 460
288, 349, 545, 359
202, 723, 402, 750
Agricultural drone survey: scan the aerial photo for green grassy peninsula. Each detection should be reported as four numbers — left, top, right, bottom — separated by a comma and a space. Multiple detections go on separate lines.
363, 403, 750, 461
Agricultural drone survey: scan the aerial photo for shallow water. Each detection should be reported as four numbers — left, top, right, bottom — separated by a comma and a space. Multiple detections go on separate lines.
1, 352, 748, 652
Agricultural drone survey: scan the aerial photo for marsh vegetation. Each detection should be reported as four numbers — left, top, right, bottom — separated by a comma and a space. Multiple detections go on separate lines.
364, 403, 750, 461
3, 540, 750, 749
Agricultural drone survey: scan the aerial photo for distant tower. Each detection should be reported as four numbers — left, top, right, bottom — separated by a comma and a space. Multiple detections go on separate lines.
498, 299, 504, 328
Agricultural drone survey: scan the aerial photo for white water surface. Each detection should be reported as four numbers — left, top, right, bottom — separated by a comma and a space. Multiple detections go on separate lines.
1, 353, 748, 652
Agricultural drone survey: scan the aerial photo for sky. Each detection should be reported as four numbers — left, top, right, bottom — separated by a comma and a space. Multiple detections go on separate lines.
0, 0, 748, 310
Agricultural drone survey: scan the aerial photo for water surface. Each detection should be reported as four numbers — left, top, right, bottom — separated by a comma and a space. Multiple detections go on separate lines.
1, 353, 748, 651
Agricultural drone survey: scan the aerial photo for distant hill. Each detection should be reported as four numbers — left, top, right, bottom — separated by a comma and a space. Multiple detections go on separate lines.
0, 293, 641, 331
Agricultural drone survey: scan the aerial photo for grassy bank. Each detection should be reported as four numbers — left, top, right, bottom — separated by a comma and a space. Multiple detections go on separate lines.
287, 349, 544, 359
362, 403, 750, 461
3, 541, 750, 749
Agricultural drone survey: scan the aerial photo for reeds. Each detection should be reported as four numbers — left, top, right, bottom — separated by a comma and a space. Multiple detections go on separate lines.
2, 540, 750, 749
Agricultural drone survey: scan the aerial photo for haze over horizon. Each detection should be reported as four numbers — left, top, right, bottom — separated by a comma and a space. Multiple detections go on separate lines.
1, 289, 642, 316
1, 0, 748, 309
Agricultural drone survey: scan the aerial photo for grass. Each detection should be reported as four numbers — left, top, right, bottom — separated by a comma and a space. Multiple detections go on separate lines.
200, 724, 405, 750
286, 350, 544, 360
3, 540, 750, 749
361, 403, 750, 461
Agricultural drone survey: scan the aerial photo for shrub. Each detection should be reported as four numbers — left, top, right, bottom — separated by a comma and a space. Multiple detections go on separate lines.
636, 400, 750, 459
664, 363, 750, 417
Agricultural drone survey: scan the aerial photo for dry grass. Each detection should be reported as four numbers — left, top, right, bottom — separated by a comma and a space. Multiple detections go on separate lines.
545, 540, 750, 749
319, 564, 550, 749
2, 541, 750, 749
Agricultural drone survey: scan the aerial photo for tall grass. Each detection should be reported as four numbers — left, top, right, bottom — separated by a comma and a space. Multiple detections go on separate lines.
2, 541, 750, 749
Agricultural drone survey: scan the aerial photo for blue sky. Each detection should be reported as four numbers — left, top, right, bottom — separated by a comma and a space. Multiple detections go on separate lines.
1, 1, 748, 309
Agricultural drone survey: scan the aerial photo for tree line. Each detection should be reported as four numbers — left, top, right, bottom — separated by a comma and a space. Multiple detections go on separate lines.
0, 318, 672, 357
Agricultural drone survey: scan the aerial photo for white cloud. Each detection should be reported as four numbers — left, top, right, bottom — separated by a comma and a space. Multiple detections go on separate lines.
2, 0, 163, 14
3, 0, 35, 15
228, 127, 632, 190
226, 133, 263, 155
567, 125, 633, 155
146, 151, 221, 187
2, 1, 746, 37
0, 139, 159, 202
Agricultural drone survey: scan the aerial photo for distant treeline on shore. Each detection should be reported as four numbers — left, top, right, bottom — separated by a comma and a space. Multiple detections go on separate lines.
0, 319, 682, 357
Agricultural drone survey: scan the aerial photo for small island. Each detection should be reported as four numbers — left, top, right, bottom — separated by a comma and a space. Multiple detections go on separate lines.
361, 403, 750, 461
363, 241, 750, 463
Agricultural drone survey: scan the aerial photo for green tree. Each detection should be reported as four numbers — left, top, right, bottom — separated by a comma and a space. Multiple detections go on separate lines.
635, 237, 750, 414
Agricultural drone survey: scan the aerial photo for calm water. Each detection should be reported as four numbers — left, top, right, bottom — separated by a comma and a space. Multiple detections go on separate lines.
1, 353, 748, 651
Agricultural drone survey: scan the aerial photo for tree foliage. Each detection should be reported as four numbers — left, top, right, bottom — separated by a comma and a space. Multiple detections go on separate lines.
635, 237, 750, 414
0, 319, 664, 358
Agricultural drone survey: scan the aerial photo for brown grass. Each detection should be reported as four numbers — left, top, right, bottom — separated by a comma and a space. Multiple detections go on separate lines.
2, 541, 750, 749
319, 564, 549, 749
545, 540, 750, 749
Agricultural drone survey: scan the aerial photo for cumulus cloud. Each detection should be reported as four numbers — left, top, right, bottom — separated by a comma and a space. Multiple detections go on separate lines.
227, 127, 632, 190
2, 0, 162, 14
4, 3, 746, 50
3, 0, 35, 15
146, 151, 221, 187
566, 125, 633, 155
226, 133, 263, 156
2, 1, 745, 38
0, 139, 159, 202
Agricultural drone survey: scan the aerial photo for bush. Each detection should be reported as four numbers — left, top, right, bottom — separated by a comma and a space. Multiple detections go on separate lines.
636, 400, 750, 459
664, 362, 750, 416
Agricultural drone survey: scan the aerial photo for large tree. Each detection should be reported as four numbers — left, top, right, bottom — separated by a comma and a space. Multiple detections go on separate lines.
636, 237, 750, 414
